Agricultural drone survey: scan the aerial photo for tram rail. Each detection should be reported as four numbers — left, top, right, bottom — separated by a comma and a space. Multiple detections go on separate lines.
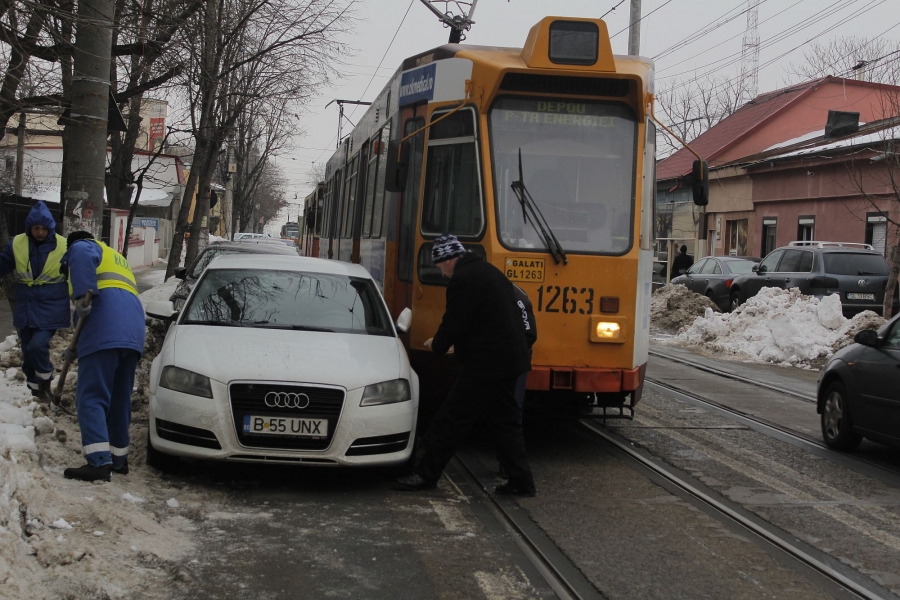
646, 349, 900, 485
578, 419, 893, 600
449, 451, 606, 600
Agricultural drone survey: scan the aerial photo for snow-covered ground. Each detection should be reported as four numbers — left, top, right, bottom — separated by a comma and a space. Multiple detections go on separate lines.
654, 286, 886, 369
0, 281, 205, 599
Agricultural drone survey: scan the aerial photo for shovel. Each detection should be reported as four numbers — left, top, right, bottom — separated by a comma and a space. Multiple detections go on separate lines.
51, 290, 93, 415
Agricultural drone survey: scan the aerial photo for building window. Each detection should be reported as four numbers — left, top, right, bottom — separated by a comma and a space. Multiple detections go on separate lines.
4, 157, 13, 172
865, 213, 887, 256
761, 218, 777, 256
725, 218, 748, 255
797, 216, 814, 242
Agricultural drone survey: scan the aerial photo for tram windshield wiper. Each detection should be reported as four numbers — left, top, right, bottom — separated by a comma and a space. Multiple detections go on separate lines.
510, 149, 568, 265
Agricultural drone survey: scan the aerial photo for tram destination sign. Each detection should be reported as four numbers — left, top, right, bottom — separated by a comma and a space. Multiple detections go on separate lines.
505, 257, 545, 283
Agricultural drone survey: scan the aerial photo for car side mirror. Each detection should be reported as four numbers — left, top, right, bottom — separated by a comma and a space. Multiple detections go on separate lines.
145, 300, 179, 321
752, 264, 760, 274
692, 159, 709, 206
174, 267, 187, 280
396, 307, 412, 334
854, 329, 879, 347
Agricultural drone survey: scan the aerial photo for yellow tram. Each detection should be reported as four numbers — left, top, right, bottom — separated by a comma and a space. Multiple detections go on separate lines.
311, 17, 703, 418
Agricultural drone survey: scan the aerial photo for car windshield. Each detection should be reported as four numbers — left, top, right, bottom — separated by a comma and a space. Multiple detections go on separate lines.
190, 247, 239, 278
823, 253, 889, 276
725, 259, 757, 275
182, 269, 393, 336
490, 97, 637, 255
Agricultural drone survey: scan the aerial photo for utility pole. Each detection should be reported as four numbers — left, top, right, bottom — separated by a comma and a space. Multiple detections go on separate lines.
64, 0, 114, 236
14, 113, 25, 195
739, 0, 760, 104
628, 0, 642, 56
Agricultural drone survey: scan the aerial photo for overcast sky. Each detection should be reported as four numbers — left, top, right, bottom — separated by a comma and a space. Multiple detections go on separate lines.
267, 0, 899, 231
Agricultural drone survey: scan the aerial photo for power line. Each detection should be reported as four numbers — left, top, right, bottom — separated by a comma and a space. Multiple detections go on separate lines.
652, 0, 764, 60
658, 0, 874, 83
600, 0, 626, 21
312, 0, 415, 166
609, 0, 676, 40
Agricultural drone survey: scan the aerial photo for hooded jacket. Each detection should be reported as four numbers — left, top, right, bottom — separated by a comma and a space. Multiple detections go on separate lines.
431, 252, 530, 381
62, 238, 145, 357
0, 202, 70, 329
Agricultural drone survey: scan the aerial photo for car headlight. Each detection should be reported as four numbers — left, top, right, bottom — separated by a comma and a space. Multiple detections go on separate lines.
360, 379, 410, 407
159, 366, 213, 398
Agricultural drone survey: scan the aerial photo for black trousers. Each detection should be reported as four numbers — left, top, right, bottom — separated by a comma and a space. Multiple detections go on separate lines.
415, 374, 534, 489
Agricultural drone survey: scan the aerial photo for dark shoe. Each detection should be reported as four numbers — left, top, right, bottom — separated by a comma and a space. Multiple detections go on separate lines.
112, 459, 129, 475
63, 464, 111, 482
494, 482, 537, 497
394, 473, 437, 491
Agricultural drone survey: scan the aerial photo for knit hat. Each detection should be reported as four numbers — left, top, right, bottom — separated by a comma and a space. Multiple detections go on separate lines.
67, 231, 94, 247
431, 234, 465, 264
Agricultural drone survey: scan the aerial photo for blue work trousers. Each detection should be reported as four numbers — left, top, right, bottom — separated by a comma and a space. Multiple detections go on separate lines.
76, 348, 140, 468
18, 327, 55, 389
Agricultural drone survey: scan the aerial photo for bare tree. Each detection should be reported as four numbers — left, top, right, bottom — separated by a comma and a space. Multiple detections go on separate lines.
843, 115, 900, 319
655, 74, 747, 157
165, 0, 352, 278
786, 37, 900, 85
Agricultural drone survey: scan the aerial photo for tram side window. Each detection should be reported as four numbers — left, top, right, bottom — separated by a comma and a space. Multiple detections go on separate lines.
362, 133, 381, 238
317, 181, 330, 237
398, 117, 425, 283
371, 122, 390, 238
341, 156, 359, 239
421, 108, 483, 237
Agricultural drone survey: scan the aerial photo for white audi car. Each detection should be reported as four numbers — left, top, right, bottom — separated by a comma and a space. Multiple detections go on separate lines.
145, 255, 418, 468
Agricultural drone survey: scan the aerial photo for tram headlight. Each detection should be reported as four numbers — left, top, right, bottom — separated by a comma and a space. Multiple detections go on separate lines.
590, 317, 626, 344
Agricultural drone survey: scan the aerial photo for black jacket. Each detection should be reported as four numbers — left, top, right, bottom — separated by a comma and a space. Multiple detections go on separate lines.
512, 283, 537, 359
432, 253, 530, 381
672, 253, 693, 276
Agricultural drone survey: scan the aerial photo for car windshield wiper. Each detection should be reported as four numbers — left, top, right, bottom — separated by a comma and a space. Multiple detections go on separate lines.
182, 320, 244, 327
510, 149, 568, 265
857, 271, 881, 275
251, 321, 335, 332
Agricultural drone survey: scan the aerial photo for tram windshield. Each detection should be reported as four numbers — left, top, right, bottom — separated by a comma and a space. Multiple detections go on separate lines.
490, 97, 637, 255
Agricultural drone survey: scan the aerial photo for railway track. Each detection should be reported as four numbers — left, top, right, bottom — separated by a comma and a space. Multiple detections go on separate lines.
647, 348, 900, 485
449, 451, 606, 600
578, 419, 893, 600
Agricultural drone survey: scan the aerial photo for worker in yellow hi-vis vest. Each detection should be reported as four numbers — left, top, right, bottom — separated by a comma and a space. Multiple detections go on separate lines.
60, 231, 146, 482
0, 201, 69, 399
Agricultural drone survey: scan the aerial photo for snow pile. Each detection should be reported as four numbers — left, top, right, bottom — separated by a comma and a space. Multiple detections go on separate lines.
0, 287, 201, 598
674, 288, 886, 368
138, 275, 180, 309
650, 284, 721, 333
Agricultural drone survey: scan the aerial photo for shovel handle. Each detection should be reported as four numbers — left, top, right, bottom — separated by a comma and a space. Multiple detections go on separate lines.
54, 290, 93, 400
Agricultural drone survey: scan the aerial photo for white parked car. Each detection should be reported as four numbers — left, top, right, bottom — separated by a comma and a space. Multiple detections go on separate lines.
233, 232, 267, 241
144, 254, 418, 469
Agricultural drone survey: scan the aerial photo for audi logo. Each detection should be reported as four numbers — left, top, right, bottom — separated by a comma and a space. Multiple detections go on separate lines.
264, 391, 310, 409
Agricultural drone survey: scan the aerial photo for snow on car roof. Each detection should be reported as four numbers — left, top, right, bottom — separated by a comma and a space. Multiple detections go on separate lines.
205, 254, 373, 279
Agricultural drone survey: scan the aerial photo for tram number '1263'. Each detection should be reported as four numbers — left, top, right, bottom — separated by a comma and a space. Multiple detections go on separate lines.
536, 285, 595, 314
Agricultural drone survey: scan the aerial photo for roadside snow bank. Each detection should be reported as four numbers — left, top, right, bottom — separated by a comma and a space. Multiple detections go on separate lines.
0, 287, 197, 598
650, 284, 720, 333
673, 288, 886, 368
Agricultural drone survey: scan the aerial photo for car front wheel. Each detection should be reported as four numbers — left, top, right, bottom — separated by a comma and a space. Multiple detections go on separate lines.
821, 381, 862, 451
146, 428, 181, 472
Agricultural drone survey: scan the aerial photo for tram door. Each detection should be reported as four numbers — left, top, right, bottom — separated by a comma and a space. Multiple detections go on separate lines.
389, 112, 425, 324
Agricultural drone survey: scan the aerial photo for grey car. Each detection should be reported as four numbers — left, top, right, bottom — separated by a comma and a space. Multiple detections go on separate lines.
817, 311, 900, 451
169, 241, 300, 309
671, 256, 760, 312
729, 241, 900, 317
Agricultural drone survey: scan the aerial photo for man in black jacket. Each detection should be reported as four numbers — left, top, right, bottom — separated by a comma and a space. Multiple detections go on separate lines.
395, 234, 536, 496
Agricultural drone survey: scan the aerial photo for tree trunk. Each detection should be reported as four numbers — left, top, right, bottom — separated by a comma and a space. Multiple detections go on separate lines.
185, 142, 219, 266
884, 242, 899, 319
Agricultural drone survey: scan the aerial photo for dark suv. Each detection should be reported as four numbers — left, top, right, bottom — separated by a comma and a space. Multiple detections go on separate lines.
729, 241, 899, 317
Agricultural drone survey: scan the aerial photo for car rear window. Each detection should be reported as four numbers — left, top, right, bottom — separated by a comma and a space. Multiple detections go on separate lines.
182, 269, 394, 336
823, 253, 889, 276
724, 259, 757, 274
